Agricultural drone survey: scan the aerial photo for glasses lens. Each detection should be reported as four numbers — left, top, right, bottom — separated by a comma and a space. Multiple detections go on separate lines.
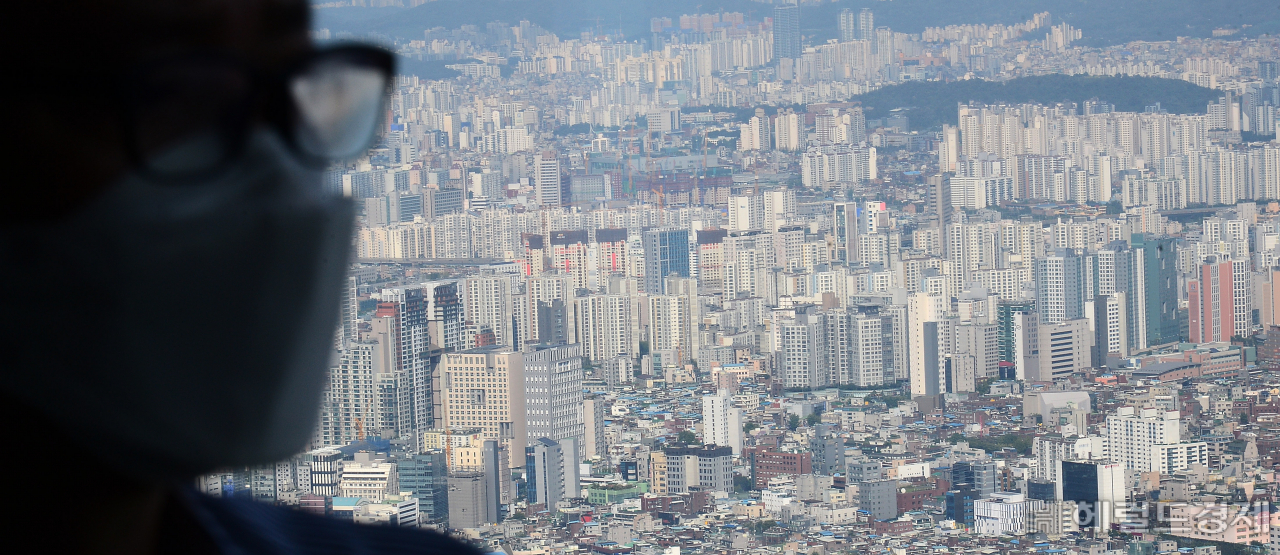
132, 62, 251, 176
290, 54, 389, 161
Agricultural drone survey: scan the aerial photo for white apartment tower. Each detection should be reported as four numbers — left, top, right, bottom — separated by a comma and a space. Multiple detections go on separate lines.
1106, 407, 1209, 473
702, 390, 744, 456
535, 151, 562, 207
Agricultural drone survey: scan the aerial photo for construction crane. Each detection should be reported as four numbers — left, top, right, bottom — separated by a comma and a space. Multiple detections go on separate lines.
355, 417, 365, 441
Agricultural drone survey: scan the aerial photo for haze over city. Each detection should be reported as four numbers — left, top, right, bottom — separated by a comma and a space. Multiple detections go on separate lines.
204, 1, 1280, 553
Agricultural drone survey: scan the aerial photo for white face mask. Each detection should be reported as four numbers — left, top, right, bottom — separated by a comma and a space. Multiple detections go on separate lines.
0, 130, 354, 479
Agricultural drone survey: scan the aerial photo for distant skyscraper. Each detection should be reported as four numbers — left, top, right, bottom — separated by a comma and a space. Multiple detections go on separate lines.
525, 437, 581, 506
772, 4, 801, 61
838, 9, 857, 42
535, 151, 562, 207
523, 343, 586, 461
377, 287, 435, 452
1035, 249, 1089, 325
1188, 255, 1248, 343
642, 228, 690, 294
857, 8, 874, 40
440, 348, 527, 468
702, 390, 743, 456
1057, 460, 1125, 530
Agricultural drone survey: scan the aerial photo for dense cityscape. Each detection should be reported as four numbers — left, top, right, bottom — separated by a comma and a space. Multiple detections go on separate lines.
202, 4, 1280, 555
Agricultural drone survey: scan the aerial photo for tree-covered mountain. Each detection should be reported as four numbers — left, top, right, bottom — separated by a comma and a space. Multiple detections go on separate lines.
851, 75, 1220, 130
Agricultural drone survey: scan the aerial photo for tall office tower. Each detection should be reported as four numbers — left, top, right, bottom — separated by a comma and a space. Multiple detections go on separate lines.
523, 344, 585, 462
908, 293, 945, 398
1106, 407, 1208, 473
1126, 234, 1181, 348
463, 276, 513, 349
643, 228, 690, 294
1035, 249, 1090, 324
858, 479, 898, 520
1057, 460, 1125, 530
316, 343, 389, 448
664, 445, 733, 494
774, 108, 802, 151
440, 348, 527, 468
548, 230, 590, 290
951, 460, 998, 497
582, 396, 607, 460
446, 472, 492, 528
535, 151, 561, 207
1033, 319, 1092, 381
525, 437, 581, 507
939, 125, 959, 172
945, 485, 977, 527
778, 305, 829, 389
856, 8, 874, 40
377, 287, 433, 451
838, 9, 857, 42
395, 450, 449, 524
422, 281, 465, 352
772, 4, 801, 61
1188, 255, 1236, 343
702, 389, 744, 456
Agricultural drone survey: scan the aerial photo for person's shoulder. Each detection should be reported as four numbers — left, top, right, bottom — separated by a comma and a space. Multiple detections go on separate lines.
188, 491, 483, 555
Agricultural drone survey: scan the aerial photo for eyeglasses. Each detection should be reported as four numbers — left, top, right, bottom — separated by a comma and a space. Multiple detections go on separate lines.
122, 44, 395, 178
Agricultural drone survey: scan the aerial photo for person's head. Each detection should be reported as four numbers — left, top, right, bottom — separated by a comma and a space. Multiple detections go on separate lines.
4, 0, 388, 480
12, 0, 313, 219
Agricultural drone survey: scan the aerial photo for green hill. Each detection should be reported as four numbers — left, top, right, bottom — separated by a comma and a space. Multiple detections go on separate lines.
850, 75, 1221, 131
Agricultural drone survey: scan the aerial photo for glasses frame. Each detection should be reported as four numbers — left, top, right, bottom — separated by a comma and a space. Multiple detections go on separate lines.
119, 44, 395, 180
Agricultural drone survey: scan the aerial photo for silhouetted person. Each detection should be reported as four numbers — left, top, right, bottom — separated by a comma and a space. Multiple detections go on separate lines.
1, 1, 482, 553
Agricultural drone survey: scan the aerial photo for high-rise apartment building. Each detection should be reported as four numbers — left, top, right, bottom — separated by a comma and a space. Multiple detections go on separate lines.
535, 151, 562, 207
1036, 249, 1090, 325
702, 390, 743, 456
837, 9, 857, 42
1106, 407, 1208, 473
856, 8, 874, 40
316, 342, 392, 448
1188, 255, 1237, 343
